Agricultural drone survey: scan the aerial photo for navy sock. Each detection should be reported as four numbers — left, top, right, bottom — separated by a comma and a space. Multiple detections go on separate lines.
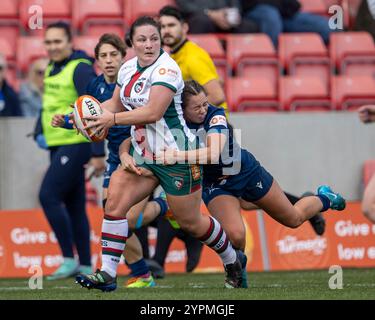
128, 258, 150, 277
317, 194, 330, 212
153, 197, 168, 217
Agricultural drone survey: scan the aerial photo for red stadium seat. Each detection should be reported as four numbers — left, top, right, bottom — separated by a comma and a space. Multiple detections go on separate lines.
188, 34, 227, 82
124, 47, 136, 62
279, 75, 331, 111
299, 0, 328, 16
226, 34, 279, 86
0, 38, 16, 67
363, 160, 375, 187
17, 36, 47, 73
0, 0, 19, 25
0, 27, 19, 50
279, 33, 330, 87
124, 0, 174, 25
226, 77, 279, 112
84, 24, 126, 39
330, 32, 375, 75
331, 75, 375, 111
73, 0, 124, 34
73, 36, 100, 57
20, 0, 72, 32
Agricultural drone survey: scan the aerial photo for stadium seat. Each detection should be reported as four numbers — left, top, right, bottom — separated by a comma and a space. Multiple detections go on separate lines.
73, 36, 100, 57
363, 160, 375, 187
17, 36, 47, 73
84, 24, 126, 39
331, 75, 375, 111
279, 33, 330, 87
346, 0, 362, 28
73, 0, 124, 34
124, 0, 175, 25
188, 34, 227, 82
0, 26, 19, 50
226, 77, 279, 112
330, 32, 375, 75
299, 0, 328, 16
20, 0, 72, 33
226, 34, 279, 86
125, 47, 136, 62
0, 0, 19, 25
0, 38, 16, 67
279, 75, 331, 111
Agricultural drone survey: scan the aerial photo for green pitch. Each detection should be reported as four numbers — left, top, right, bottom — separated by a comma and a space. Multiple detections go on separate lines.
0, 268, 374, 300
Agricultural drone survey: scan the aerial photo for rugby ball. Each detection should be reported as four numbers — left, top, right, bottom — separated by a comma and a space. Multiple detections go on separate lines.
72, 95, 108, 142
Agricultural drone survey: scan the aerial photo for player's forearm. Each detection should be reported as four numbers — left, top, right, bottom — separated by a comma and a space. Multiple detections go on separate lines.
119, 137, 131, 155
101, 97, 123, 113
115, 106, 162, 126
175, 147, 221, 164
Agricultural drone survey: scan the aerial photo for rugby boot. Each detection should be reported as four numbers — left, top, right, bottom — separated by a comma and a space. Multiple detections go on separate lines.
125, 272, 156, 288
317, 185, 346, 211
224, 253, 243, 289
75, 269, 117, 292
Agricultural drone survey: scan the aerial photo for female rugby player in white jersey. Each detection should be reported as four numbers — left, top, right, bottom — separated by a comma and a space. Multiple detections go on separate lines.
76, 16, 244, 291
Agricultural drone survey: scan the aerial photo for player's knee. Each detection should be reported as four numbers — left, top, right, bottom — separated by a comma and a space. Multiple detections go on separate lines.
104, 197, 129, 218
227, 227, 246, 250
284, 215, 303, 229
38, 187, 57, 207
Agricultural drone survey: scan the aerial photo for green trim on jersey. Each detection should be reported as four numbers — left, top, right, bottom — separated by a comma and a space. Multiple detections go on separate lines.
152, 81, 177, 93
136, 49, 164, 72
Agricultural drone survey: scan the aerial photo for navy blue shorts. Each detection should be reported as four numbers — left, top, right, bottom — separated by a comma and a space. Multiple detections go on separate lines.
202, 150, 273, 205
102, 161, 120, 188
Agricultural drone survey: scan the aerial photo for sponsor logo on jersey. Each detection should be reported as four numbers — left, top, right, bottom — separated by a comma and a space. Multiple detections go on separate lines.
209, 115, 227, 127
159, 68, 166, 75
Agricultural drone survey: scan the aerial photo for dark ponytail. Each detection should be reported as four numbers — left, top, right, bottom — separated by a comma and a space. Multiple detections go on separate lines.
126, 16, 161, 48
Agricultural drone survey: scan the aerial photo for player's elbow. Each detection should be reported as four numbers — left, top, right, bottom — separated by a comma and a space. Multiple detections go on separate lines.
148, 112, 163, 123
208, 150, 221, 164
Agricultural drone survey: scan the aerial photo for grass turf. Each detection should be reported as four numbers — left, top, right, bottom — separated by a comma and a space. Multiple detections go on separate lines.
0, 268, 374, 300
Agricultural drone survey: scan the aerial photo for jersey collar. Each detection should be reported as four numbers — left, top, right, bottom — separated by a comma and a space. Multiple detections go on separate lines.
170, 39, 188, 55
136, 48, 164, 72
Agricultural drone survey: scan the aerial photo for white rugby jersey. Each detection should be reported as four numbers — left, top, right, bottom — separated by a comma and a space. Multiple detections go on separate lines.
117, 50, 195, 159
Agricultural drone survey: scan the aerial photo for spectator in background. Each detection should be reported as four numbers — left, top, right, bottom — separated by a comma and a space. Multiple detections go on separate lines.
0, 53, 22, 117
19, 58, 49, 117
241, 0, 333, 47
355, 0, 375, 41
175, 0, 258, 34
358, 104, 375, 224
